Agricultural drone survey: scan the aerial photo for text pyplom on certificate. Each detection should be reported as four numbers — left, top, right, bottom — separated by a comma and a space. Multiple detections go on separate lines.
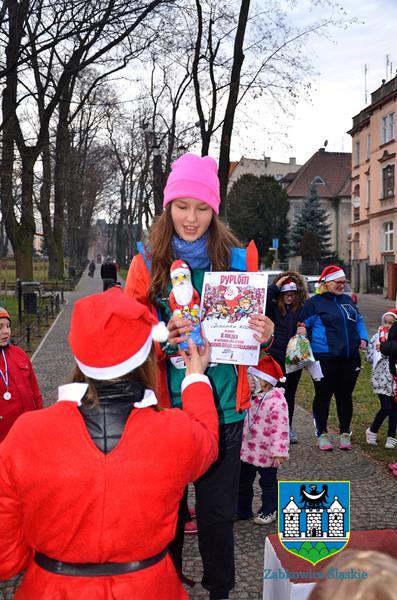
200, 271, 268, 365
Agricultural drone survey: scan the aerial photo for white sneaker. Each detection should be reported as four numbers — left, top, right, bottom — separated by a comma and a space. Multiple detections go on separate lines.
254, 511, 277, 525
365, 428, 377, 445
385, 437, 397, 449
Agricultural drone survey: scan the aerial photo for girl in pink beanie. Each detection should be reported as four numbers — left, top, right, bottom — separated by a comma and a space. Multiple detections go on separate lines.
125, 152, 274, 599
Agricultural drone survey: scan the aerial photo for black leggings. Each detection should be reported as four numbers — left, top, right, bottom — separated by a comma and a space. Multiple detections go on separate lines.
370, 394, 397, 438
313, 357, 361, 435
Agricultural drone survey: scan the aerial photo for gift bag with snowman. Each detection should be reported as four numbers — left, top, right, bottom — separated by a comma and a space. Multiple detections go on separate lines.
285, 334, 323, 380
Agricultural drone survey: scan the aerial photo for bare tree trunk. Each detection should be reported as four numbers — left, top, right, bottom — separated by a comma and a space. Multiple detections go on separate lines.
218, 0, 250, 219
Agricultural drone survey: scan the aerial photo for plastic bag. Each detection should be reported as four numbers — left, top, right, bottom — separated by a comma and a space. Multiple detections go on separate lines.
285, 334, 315, 374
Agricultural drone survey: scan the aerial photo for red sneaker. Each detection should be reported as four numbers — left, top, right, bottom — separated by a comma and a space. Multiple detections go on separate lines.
184, 519, 198, 535
188, 505, 196, 519
388, 463, 397, 471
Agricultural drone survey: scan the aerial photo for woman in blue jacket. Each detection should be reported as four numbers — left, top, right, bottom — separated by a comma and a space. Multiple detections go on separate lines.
299, 265, 368, 451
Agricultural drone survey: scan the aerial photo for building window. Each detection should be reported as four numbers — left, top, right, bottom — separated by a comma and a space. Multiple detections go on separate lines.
382, 164, 395, 198
366, 133, 371, 160
354, 141, 360, 166
352, 184, 360, 221
293, 204, 302, 221
381, 112, 395, 145
365, 179, 370, 209
311, 175, 325, 185
384, 221, 394, 252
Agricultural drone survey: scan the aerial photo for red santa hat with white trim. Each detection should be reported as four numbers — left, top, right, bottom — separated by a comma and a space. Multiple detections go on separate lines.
318, 265, 346, 283
248, 355, 286, 387
280, 278, 298, 292
170, 259, 190, 278
69, 287, 169, 380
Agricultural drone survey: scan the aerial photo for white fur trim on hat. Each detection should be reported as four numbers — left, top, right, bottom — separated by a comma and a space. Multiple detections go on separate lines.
382, 311, 397, 322
152, 321, 169, 342
76, 333, 153, 380
322, 269, 345, 282
280, 282, 297, 292
248, 366, 277, 387
171, 267, 190, 278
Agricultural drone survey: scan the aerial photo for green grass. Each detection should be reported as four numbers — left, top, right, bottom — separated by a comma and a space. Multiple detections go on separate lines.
119, 268, 128, 282
0, 259, 69, 285
296, 360, 396, 466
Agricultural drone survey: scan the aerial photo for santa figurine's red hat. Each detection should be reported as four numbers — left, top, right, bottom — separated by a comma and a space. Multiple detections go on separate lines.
318, 265, 346, 283
69, 287, 168, 380
170, 260, 190, 279
248, 355, 286, 387
280, 278, 298, 293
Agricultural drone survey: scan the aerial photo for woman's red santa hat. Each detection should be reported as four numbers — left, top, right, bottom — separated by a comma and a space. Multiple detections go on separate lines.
318, 265, 346, 283
248, 355, 286, 387
69, 287, 169, 380
280, 278, 298, 292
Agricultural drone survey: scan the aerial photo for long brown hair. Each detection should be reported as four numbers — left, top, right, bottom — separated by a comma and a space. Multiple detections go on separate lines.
148, 205, 241, 305
273, 271, 308, 317
72, 348, 157, 407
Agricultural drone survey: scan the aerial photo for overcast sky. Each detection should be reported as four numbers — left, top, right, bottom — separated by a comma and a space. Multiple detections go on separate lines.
231, 0, 397, 166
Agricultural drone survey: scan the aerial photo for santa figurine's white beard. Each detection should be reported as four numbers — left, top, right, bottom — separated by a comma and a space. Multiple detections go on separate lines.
173, 281, 193, 306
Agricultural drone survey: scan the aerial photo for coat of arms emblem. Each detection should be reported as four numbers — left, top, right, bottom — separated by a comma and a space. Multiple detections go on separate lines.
278, 480, 350, 565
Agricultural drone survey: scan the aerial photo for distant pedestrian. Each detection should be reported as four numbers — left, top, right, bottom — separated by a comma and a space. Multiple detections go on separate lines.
88, 260, 96, 277
237, 355, 289, 525
100, 256, 117, 291
0, 306, 42, 443
365, 309, 397, 450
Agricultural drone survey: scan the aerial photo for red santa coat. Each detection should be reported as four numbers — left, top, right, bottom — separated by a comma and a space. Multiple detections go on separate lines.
0, 376, 218, 599
0, 344, 43, 443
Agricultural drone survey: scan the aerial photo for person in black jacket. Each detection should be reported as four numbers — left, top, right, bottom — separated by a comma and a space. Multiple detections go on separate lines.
265, 271, 308, 443
100, 256, 118, 291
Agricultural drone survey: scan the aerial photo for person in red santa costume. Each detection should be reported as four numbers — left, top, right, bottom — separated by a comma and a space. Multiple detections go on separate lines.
0, 306, 42, 442
0, 287, 219, 600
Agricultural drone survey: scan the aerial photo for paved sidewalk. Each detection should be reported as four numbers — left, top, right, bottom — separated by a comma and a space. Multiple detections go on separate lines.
32, 267, 104, 406
1, 285, 396, 599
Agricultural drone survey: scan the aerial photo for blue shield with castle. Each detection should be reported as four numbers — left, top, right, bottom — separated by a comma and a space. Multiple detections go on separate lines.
278, 480, 350, 565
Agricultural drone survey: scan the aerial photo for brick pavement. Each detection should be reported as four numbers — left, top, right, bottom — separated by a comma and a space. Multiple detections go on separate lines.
1, 288, 396, 599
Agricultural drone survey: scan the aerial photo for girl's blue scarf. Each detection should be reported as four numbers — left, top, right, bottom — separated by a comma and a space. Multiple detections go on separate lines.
172, 231, 210, 270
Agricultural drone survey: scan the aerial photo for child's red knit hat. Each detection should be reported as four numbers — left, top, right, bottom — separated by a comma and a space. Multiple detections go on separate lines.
248, 355, 286, 387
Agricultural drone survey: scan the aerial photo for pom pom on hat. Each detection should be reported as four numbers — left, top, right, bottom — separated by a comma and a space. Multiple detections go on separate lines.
382, 309, 397, 322
163, 153, 220, 214
318, 265, 346, 283
152, 321, 169, 342
0, 307, 11, 322
248, 355, 285, 387
69, 287, 168, 380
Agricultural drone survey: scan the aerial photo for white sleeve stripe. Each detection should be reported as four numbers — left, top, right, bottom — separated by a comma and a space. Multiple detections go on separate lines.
181, 374, 212, 393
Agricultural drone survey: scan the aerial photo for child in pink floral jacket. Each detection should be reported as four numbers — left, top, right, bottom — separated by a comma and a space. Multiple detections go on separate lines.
237, 355, 289, 525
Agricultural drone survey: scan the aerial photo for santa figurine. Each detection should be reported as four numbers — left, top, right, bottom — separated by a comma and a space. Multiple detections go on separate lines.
169, 259, 204, 350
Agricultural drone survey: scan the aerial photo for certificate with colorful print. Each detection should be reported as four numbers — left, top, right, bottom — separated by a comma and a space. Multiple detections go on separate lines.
200, 271, 268, 365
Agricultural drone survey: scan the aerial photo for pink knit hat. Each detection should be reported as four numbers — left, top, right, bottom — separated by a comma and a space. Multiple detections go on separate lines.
163, 153, 220, 214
